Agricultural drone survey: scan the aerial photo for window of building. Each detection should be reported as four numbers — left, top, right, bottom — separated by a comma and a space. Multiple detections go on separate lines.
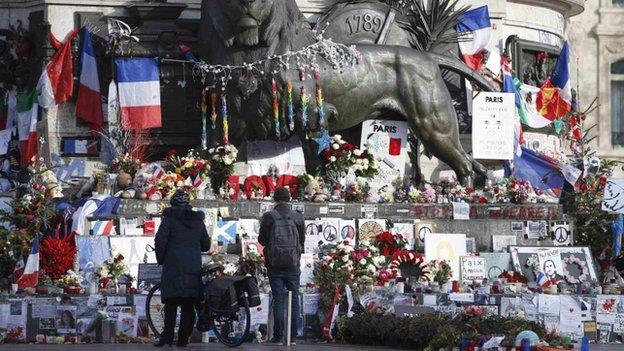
614, 0, 624, 6
613, 59, 624, 146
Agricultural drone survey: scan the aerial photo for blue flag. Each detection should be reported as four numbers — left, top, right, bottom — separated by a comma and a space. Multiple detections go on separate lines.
512, 147, 564, 190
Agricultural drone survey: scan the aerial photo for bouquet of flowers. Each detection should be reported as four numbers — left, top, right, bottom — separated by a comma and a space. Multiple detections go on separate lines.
30, 159, 63, 198
110, 153, 142, 177
168, 153, 211, 181
373, 231, 408, 257
498, 270, 528, 284
506, 178, 535, 204
420, 185, 437, 203
314, 240, 384, 310
97, 254, 129, 287
58, 270, 83, 293
321, 134, 378, 181
429, 259, 453, 286
208, 144, 238, 188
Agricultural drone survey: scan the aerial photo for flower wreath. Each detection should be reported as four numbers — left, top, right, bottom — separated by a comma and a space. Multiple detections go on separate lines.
388, 251, 431, 281
562, 255, 589, 284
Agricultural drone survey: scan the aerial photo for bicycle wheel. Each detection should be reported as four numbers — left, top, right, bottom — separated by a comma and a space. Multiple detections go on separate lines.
212, 293, 251, 347
145, 283, 181, 339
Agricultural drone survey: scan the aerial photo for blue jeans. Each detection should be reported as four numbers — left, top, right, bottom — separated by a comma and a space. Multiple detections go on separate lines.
268, 266, 300, 342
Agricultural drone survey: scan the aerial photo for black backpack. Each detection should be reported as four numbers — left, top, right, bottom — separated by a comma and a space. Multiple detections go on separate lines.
266, 210, 301, 268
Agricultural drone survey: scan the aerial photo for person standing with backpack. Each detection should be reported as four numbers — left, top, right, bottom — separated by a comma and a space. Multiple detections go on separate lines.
258, 187, 305, 345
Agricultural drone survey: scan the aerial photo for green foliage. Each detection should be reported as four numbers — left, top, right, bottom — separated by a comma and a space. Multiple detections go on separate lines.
336, 312, 554, 349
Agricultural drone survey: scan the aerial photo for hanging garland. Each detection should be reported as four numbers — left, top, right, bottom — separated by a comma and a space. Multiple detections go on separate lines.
562, 255, 589, 284
191, 32, 361, 91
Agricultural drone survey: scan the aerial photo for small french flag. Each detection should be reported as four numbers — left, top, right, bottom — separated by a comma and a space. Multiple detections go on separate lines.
16, 237, 40, 289
91, 220, 116, 236
115, 58, 162, 130
456, 5, 492, 71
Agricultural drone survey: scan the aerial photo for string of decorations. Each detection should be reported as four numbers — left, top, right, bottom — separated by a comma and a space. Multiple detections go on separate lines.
287, 81, 295, 131
200, 88, 208, 150
191, 31, 361, 91
221, 95, 229, 145
272, 78, 280, 138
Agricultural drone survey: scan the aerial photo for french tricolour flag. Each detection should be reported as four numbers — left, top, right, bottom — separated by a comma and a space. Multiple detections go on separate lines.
76, 27, 104, 131
456, 5, 491, 71
115, 58, 162, 130
16, 237, 40, 289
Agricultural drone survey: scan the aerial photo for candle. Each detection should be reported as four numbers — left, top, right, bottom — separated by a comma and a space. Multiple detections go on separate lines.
200, 88, 208, 150
272, 78, 280, 138
221, 94, 229, 144
210, 92, 218, 130
300, 86, 309, 129
287, 81, 295, 131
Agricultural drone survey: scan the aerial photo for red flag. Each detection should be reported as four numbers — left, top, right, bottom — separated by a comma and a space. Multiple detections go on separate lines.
536, 79, 572, 120
36, 30, 78, 108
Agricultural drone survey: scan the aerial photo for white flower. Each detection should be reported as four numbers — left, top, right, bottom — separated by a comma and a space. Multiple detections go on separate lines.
353, 150, 362, 156
342, 255, 349, 262
371, 161, 378, 169
333, 134, 342, 141
223, 157, 233, 165
367, 264, 377, 273
339, 140, 346, 145
361, 240, 370, 247
354, 165, 362, 171
359, 258, 367, 266
363, 159, 369, 165
208, 148, 215, 154
344, 246, 354, 253
329, 156, 336, 162
363, 164, 369, 170
329, 263, 335, 269
332, 143, 339, 150
355, 158, 362, 164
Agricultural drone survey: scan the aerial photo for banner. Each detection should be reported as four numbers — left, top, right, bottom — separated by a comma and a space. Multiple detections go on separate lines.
360, 120, 409, 189
472, 92, 515, 160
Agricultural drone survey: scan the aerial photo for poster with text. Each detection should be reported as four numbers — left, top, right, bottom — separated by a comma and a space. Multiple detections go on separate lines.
246, 137, 306, 175
471, 92, 515, 160
537, 248, 564, 282
360, 120, 409, 190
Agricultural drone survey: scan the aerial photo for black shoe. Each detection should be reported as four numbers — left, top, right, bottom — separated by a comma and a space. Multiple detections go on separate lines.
175, 343, 188, 347
154, 340, 172, 347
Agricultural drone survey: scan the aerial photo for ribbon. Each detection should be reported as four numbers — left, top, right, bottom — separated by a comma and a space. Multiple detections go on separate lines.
221, 94, 229, 144
287, 81, 295, 131
322, 285, 342, 341
300, 86, 309, 129
200, 88, 208, 149
344, 285, 354, 318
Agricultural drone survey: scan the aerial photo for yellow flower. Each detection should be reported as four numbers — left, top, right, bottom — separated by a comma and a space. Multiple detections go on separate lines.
175, 168, 182, 173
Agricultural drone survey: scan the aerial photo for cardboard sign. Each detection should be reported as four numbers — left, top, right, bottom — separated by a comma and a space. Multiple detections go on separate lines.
360, 120, 409, 190
137, 263, 162, 286
460, 256, 486, 283
471, 92, 515, 160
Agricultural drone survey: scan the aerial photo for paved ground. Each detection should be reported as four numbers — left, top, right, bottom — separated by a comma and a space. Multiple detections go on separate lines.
0, 343, 622, 350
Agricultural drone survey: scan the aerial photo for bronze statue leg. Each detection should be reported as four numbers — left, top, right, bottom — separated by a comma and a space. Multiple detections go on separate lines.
396, 55, 476, 186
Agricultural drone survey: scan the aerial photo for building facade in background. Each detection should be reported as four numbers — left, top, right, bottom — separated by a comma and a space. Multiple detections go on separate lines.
568, 0, 624, 168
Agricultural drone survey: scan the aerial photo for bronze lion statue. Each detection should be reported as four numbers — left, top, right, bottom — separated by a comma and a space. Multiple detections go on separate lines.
198, 0, 486, 184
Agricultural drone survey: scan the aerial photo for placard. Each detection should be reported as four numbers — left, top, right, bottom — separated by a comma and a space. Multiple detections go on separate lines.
459, 256, 486, 283
357, 219, 386, 243
452, 202, 470, 220
424, 233, 467, 280
602, 179, 624, 214
137, 263, 162, 286
480, 252, 512, 279
492, 235, 516, 252
339, 219, 356, 244
471, 92, 515, 160
57, 306, 77, 334
109, 237, 157, 285
360, 120, 409, 190
537, 248, 564, 281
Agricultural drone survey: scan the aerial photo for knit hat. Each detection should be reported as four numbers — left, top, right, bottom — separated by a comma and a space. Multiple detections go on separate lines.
170, 190, 191, 207
273, 187, 291, 202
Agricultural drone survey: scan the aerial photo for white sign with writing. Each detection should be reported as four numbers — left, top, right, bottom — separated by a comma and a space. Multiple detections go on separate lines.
452, 202, 470, 220
360, 120, 409, 190
603, 179, 624, 214
537, 248, 564, 281
460, 256, 486, 283
472, 92, 515, 160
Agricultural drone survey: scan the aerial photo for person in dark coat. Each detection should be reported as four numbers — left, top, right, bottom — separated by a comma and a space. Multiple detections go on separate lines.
154, 190, 210, 347
258, 187, 305, 345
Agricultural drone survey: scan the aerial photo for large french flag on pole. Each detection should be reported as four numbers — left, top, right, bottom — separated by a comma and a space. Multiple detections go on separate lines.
115, 58, 162, 130
76, 27, 104, 131
456, 5, 491, 71
16, 237, 40, 289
